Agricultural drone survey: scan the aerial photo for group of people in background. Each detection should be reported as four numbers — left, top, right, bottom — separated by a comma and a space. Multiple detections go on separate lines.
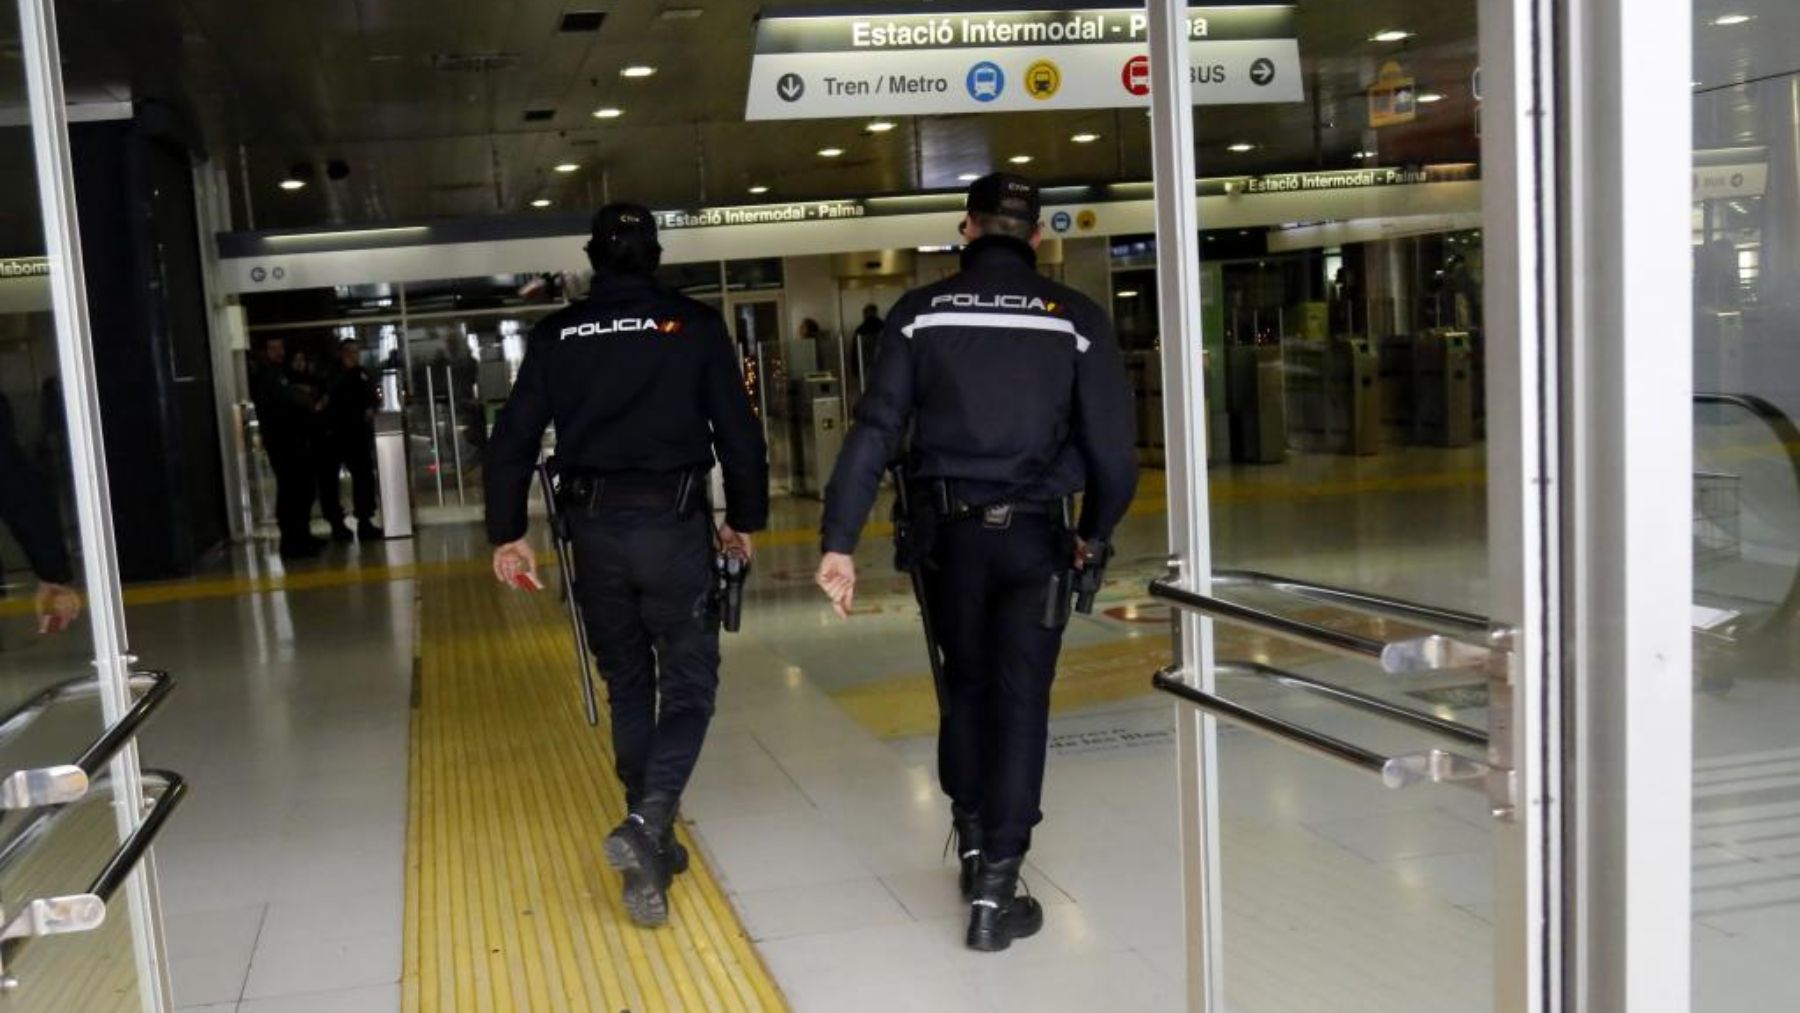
250, 335, 382, 559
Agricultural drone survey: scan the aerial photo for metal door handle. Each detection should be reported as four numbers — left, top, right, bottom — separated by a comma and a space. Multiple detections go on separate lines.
0, 672, 174, 810
1149, 577, 1499, 674
1216, 660, 1488, 746
1153, 668, 1493, 791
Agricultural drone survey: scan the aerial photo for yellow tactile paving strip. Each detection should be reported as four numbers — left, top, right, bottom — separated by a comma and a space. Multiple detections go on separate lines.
403, 571, 787, 1013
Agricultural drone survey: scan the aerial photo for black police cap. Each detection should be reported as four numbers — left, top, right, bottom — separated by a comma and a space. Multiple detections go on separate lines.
590, 202, 660, 248
964, 172, 1041, 224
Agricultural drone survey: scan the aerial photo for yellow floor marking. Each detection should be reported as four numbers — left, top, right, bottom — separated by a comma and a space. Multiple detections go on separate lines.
404, 571, 787, 1013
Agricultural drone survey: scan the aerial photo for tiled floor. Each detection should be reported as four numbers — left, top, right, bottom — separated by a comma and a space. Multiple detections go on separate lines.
4, 442, 1789, 1011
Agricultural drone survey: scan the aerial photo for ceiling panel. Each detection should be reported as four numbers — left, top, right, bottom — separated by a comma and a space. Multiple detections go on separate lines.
29, 0, 1497, 231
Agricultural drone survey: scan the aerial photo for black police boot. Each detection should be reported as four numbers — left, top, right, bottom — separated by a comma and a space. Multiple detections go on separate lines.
951, 807, 983, 901
966, 855, 1043, 953
357, 520, 385, 540
661, 827, 690, 877
329, 521, 355, 543
603, 798, 676, 927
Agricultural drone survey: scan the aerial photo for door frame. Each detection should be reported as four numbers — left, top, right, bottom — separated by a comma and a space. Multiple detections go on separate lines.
17, 0, 173, 1007
1150, 0, 1695, 1008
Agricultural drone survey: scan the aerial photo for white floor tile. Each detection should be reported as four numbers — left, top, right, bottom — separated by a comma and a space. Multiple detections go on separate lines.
170, 948, 253, 1007
734, 876, 914, 941
1305, 806, 1492, 863
238, 982, 399, 1013
691, 811, 873, 893
241, 932, 401, 1000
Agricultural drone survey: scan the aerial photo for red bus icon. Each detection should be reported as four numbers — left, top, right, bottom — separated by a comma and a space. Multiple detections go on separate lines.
1122, 55, 1150, 97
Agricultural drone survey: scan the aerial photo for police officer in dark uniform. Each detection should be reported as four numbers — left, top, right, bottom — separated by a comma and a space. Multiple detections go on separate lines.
817, 173, 1138, 952
0, 389, 81, 634
249, 335, 324, 558
485, 203, 768, 928
319, 338, 382, 541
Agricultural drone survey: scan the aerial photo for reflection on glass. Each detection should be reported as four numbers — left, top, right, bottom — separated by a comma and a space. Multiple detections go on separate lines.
1689, 4, 1800, 1010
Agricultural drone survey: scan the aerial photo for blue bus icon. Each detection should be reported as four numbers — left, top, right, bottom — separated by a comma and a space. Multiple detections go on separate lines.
1051, 211, 1073, 233
967, 62, 1005, 102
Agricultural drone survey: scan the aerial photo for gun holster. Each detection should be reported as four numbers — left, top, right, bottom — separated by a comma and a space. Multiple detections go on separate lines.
711, 552, 749, 634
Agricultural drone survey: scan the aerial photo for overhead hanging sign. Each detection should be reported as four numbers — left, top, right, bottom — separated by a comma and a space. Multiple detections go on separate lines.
1367, 61, 1417, 128
745, 2, 1304, 120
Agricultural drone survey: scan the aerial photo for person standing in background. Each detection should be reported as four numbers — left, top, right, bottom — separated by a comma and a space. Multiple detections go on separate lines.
319, 338, 383, 542
249, 336, 323, 559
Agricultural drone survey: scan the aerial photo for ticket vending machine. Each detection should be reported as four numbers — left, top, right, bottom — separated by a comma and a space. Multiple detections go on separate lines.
1412, 329, 1475, 447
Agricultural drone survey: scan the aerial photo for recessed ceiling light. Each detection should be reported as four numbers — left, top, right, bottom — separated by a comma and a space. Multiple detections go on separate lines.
1116, 290, 1140, 298
1711, 14, 1754, 27
818, 147, 845, 158
1417, 92, 1444, 104
748, 185, 769, 195
1008, 154, 1033, 164
1227, 142, 1256, 153
531, 198, 552, 208
1370, 29, 1414, 43
659, 6, 704, 19
593, 107, 623, 119
957, 172, 982, 182
1353, 150, 1375, 159
866, 120, 897, 133
279, 179, 307, 191
554, 162, 580, 173
621, 65, 657, 78
1071, 132, 1101, 144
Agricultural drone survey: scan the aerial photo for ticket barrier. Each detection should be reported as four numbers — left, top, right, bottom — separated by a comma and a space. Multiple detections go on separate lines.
1412, 329, 1475, 448
1226, 344, 1286, 464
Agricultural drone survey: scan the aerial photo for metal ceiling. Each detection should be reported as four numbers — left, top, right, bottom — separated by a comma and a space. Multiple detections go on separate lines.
2, 1, 1794, 232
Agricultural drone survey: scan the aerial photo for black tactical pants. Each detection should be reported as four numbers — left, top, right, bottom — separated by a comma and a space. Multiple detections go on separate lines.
265, 433, 316, 546
924, 514, 1068, 860
319, 425, 377, 524
568, 506, 720, 812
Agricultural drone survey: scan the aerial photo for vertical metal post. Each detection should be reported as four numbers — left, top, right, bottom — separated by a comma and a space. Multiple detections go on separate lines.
1559, 0, 1693, 1008
424, 365, 445, 506
444, 365, 466, 506
17, 0, 171, 1007
1478, 0, 1562, 1006
1146, 1, 1220, 1010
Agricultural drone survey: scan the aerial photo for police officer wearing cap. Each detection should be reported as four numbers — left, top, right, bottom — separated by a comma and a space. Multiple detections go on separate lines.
485, 202, 769, 927
816, 173, 1138, 952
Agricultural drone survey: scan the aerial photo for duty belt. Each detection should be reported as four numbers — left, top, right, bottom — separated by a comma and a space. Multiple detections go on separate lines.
557, 468, 705, 514
926, 480, 1065, 528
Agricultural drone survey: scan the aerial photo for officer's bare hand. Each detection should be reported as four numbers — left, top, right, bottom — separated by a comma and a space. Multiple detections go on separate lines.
719, 525, 755, 563
816, 552, 857, 618
1074, 536, 1092, 570
34, 582, 81, 634
492, 539, 538, 588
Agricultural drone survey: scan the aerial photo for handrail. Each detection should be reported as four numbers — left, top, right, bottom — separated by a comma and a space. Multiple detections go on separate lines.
0, 772, 188, 987
1149, 577, 1494, 673
0, 672, 174, 811
1693, 391, 1800, 642
1213, 570, 1489, 634
1153, 668, 1491, 792
1216, 660, 1489, 746
1153, 668, 1390, 778
88, 771, 187, 902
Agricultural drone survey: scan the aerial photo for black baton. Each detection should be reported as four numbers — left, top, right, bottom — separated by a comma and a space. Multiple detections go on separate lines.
889, 463, 948, 710
537, 460, 601, 727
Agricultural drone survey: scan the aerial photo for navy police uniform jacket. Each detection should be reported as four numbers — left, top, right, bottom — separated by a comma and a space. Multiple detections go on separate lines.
484, 272, 770, 544
820, 235, 1138, 553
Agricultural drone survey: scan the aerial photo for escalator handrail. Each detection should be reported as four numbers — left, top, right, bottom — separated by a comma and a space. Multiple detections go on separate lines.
1694, 391, 1800, 640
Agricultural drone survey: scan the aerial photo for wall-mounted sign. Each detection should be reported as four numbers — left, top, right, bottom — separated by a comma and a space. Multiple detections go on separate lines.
745, 2, 1303, 120
654, 200, 868, 231
1692, 163, 1767, 201
0, 257, 51, 279
1367, 60, 1417, 128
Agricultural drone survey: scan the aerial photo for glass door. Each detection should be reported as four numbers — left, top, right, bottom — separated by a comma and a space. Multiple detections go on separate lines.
1145, 0, 1692, 1008
727, 295, 791, 493
1686, 2, 1800, 1010
0, 0, 183, 1008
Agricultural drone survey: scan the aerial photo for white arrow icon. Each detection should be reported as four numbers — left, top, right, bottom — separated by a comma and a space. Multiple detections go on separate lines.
778, 73, 805, 101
